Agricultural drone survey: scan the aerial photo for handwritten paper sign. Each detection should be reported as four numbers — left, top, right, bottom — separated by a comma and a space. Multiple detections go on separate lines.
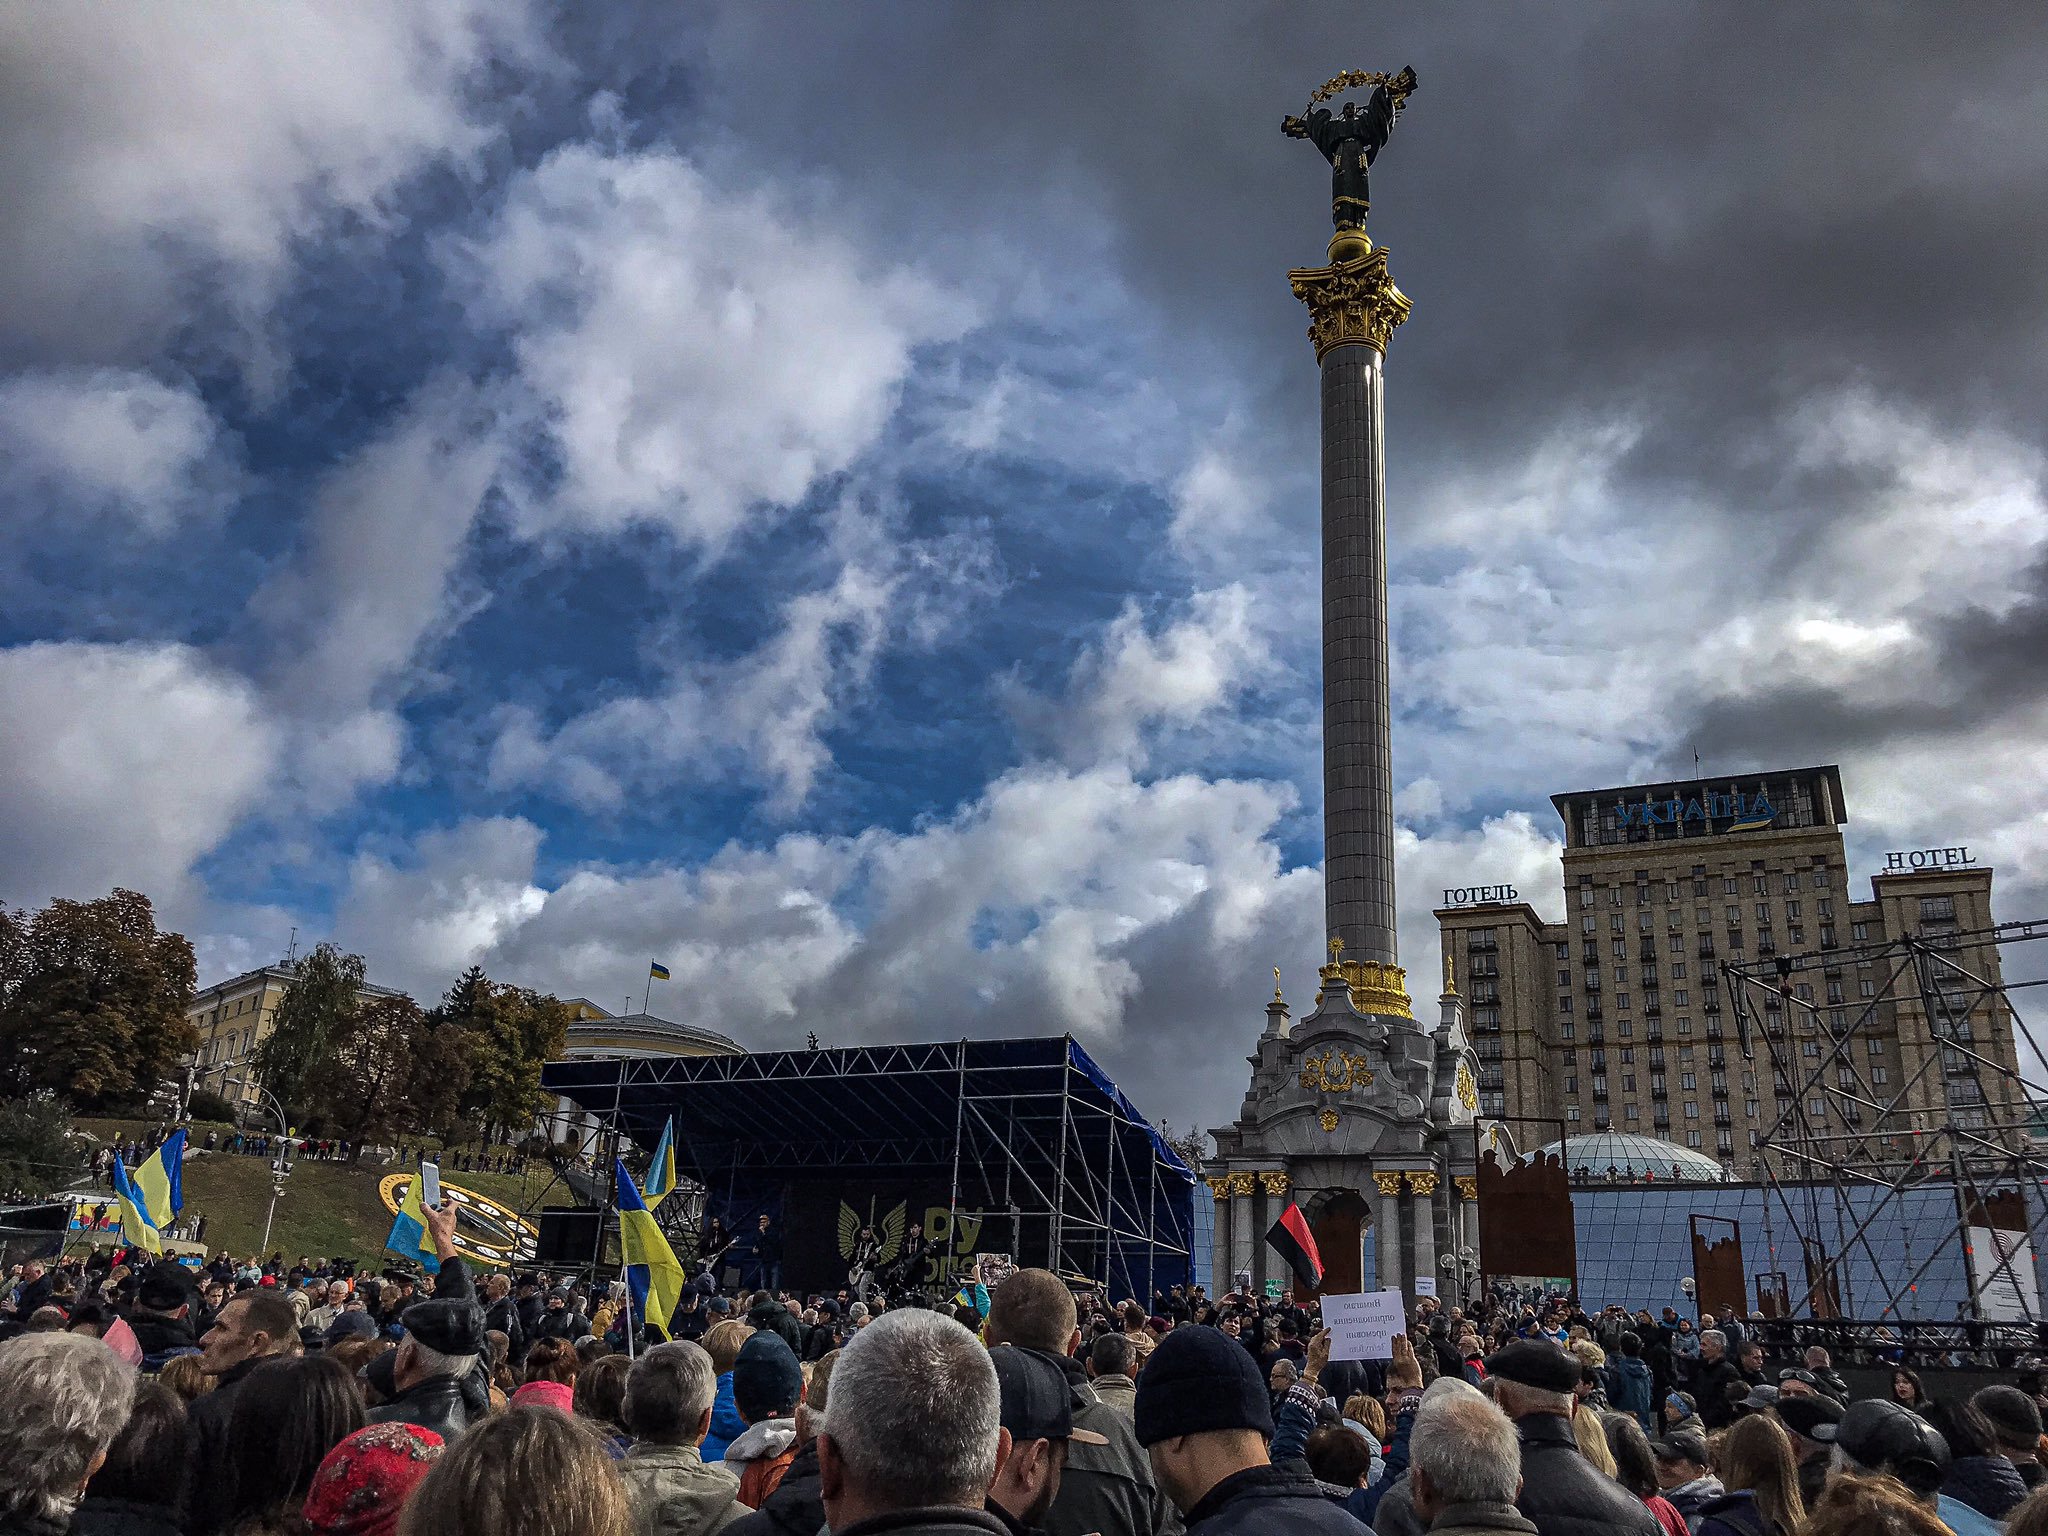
1414, 1277, 1438, 1297
1324, 1288, 1407, 1360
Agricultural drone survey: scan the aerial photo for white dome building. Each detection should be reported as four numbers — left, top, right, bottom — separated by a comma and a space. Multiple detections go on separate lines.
1531, 1130, 1730, 1183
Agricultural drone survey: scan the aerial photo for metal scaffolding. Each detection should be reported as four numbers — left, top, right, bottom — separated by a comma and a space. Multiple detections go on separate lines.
1723, 916, 2048, 1321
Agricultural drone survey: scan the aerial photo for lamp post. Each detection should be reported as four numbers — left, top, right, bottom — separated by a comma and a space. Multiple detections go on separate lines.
1440, 1245, 1480, 1303
1680, 1274, 1698, 1321
194, 1062, 295, 1253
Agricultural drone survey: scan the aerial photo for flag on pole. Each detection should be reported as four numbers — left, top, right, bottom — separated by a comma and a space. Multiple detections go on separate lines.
645, 1118, 677, 1209
648, 961, 671, 981
110, 1157, 162, 1255
384, 1162, 442, 1273
616, 1159, 684, 1341
133, 1130, 185, 1230
1266, 1201, 1323, 1292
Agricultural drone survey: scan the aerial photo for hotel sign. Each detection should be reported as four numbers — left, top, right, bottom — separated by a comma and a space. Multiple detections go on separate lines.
1883, 846, 1977, 872
1613, 790, 1776, 834
1443, 885, 1519, 906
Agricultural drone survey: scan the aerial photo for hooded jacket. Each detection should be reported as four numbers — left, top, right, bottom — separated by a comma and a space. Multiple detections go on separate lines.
723, 1440, 822, 1536
723, 1420, 799, 1509
618, 1443, 746, 1536
1608, 1356, 1655, 1433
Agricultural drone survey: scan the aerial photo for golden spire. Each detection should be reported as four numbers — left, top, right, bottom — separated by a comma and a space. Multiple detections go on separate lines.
1273, 965, 1284, 1002
1444, 950, 1457, 995
1328, 936, 1345, 960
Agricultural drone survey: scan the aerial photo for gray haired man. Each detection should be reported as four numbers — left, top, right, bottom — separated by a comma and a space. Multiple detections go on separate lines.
618, 1340, 744, 1536
0, 1333, 136, 1530
1410, 1387, 1535, 1536
817, 1308, 1007, 1536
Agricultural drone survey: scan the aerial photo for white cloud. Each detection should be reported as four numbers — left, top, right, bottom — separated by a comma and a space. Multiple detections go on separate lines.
0, 642, 280, 907
0, 1, 536, 381
457, 144, 973, 547
0, 370, 234, 532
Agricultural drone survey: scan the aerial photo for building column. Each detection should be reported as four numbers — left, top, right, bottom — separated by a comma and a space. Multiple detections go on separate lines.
1453, 1175, 1479, 1301
1206, 1177, 1232, 1296
1227, 1172, 1257, 1288
1373, 1172, 1406, 1293
1407, 1171, 1439, 1305
1260, 1170, 1293, 1293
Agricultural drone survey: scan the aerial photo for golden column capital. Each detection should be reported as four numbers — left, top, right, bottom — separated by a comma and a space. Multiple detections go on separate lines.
1259, 1170, 1292, 1197
1225, 1172, 1257, 1197
1372, 1171, 1406, 1198
1406, 1170, 1440, 1197
1206, 1176, 1232, 1200
1288, 245, 1412, 362
1453, 1175, 1479, 1203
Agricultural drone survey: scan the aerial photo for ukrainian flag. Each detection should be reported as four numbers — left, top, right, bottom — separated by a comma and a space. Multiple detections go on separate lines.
616, 1159, 684, 1340
645, 1118, 677, 1209
133, 1130, 185, 1230
384, 1163, 442, 1274
110, 1158, 162, 1255
649, 961, 671, 981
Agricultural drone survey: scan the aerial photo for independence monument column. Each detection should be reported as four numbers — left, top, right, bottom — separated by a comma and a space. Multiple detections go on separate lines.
1284, 67, 1416, 967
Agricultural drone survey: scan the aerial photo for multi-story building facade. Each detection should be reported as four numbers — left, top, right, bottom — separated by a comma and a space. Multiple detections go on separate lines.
184, 963, 401, 1107
1438, 766, 2022, 1176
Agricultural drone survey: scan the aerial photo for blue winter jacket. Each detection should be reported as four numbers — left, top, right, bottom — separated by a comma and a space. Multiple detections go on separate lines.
703, 1371, 745, 1462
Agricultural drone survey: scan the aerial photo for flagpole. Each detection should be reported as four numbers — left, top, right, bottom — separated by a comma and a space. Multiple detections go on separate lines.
643, 973, 651, 1014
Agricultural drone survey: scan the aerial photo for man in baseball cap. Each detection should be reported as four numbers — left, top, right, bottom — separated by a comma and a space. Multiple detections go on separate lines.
987, 1346, 1108, 1532
1831, 1398, 2003, 1536
1773, 1395, 1841, 1508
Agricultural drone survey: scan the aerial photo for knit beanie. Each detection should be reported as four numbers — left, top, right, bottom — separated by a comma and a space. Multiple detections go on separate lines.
732, 1331, 804, 1421
1132, 1323, 1273, 1447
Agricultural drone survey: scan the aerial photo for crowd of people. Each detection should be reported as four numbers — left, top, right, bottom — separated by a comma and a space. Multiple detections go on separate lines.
7, 1210, 2048, 1536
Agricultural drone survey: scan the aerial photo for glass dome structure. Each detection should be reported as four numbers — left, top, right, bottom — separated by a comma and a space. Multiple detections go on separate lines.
1529, 1131, 1730, 1183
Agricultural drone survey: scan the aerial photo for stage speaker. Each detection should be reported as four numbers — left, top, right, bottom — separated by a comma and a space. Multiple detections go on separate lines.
535, 1206, 605, 1266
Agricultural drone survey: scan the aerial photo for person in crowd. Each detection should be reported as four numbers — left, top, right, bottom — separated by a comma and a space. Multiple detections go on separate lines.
129, 1266, 202, 1370
1407, 1387, 1539, 1536
534, 1290, 592, 1344
1691, 1332, 1742, 1432
984, 1267, 1170, 1536
0, 1332, 137, 1536
1573, 1402, 1619, 1477
1650, 1430, 1720, 1527
1659, 1394, 1697, 1436
1798, 1473, 1954, 1536
1600, 1413, 1687, 1536
1691, 1413, 1801, 1536
1828, 1397, 2000, 1536
813, 1308, 1005, 1536
987, 1345, 1110, 1536
1129, 1315, 1363, 1533
1772, 1394, 1840, 1510
70, 1380, 187, 1536
365, 1290, 484, 1441
576, 1354, 635, 1457
399, 1405, 630, 1536
185, 1289, 303, 1536
726, 1351, 835, 1536
1346, 1394, 1387, 1452
616, 1340, 745, 1536
1482, 1339, 1659, 1536
1087, 1334, 1138, 1421
218, 1356, 366, 1534
2012, 1486, 2048, 1536
700, 1320, 754, 1464
744, 1292, 803, 1356
301, 1424, 445, 1536
725, 1333, 804, 1508
523, 1335, 580, 1387
481, 1276, 524, 1363
1973, 1385, 2048, 1492
158, 1355, 213, 1405
1800, 1347, 1849, 1403
1922, 1399, 2028, 1523
1607, 1336, 1655, 1436
747, 1217, 782, 1297
1892, 1367, 1932, 1413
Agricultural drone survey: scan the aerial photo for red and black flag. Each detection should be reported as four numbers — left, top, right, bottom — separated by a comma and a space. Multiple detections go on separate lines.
1266, 1202, 1323, 1292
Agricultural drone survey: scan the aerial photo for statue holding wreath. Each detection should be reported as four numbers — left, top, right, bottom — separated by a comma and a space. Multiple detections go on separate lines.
1283, 65, 1417, 235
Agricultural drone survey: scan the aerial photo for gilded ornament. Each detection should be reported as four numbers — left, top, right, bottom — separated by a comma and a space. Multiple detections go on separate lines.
1455, 1062, 1478, 1112
1406, 1170, 1440, 1197
1339, 957, 1414, 1020
1259, 1170, 1292, 1196
1225, 1172, 1257, 1197
1444, 951, 1457, 996
1206, 1176, 1232, 1200
1454, 1176, 1479, 1203
1299, 1049, 1376, 1093
1372, 1171, 1406, 1197
1319, 1109, 1339, 1132
1289, 248, 1413, 362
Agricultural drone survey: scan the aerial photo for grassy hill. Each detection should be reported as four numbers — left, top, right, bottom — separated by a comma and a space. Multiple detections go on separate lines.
74, 1118, 557, 1265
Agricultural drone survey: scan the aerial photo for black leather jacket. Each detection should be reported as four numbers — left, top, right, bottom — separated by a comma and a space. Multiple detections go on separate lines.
1512, 1414, 1661, 1536
366, 1373, 472, 1442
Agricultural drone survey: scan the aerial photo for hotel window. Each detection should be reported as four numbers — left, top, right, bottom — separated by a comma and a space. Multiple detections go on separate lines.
1561, 1023, 1575, 1040
1872, 1067, 1888, 1085
1723, 877, 1737, 894
1617, 993, 1631, 1011
1745, 1100, 1760, 1118
1675, 989, 1689, 1006
1671, 962, 1686, 980
1860, 980, 1875, 998
1626, 1105, 1640, 1121
1611, 939, 1627, 958
1866, 1038, 1883, 1056
1639, 911, 1654, 932
1566, 1075, 1578, 1092
1755, 903, 1771, 923
1851, 922, 1869, 941
1802, 1040, 1821, 1058
1687, 1130, 1703, 1148
1610, 887, 1623, 907
1618, 1021, 1633, 1039
1668, 934, 1684, 954
1725, 905, 1740, 923
1681, 1072, 1696, 1090
1583, 914, 1596, 933
1696, 905, 1711, 924
1809, 1099, 1826, 1117
1684, 1102, 1699, 1119
1623, 1073, 1636, 1091
1818, 898, 1834, 919
1796, 984, 1814, 1002
1920, 896, 1956, 922
1559, 995, 1573, 1014
1677, 1018, 1692, 1036
1783, 873, 1800, 894
1786, 900, 1801, 919
1567, 1106, 1581, 1122
1557, 968, 1571, 986
1610, 914, 1625, 934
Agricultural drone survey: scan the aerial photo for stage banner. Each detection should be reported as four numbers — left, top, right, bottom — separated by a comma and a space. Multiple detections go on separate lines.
776, 1180, 1007, 1296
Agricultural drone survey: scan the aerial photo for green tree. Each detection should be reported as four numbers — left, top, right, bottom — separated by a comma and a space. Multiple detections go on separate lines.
0, 889, 198, 1106
308, 994, 471, 1159
445, 977, 571, 1145
0, 1093, 85, 1194
252, 942, 365, 1118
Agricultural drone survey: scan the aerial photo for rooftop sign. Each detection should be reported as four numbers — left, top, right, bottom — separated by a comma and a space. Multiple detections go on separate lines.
1883, 846, 1978, 872
1613, 789, 1775, 834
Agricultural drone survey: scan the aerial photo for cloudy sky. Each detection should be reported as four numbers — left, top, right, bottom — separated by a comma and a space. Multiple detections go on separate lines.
4, 4, 2046, 1134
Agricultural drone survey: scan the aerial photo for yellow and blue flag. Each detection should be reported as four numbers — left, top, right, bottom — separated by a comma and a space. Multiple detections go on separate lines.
645, 1118, 677, 1209
110, 1157, 162, 1255
616, 1159, 684, 1340
384, 1163, 442, 1274
133, 1130, 185, 1230
649, 960, 671, 981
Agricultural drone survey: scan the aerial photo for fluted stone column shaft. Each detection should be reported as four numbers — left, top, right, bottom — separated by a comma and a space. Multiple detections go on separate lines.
1409, 1187, 1437, 1304
1375, 1181, 1404, 1293
1322, 342, 1397, 963
1230, 1192, 1256, 1283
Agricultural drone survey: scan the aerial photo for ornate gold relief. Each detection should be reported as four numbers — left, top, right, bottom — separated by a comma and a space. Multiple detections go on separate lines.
1225, 1172, 1257, 1197
1206, 1176, 1232, 1200
1455, 1062, 1478, 1112
1453, 1176, 1479, 1203
1289, 246, 1412, 362
1259, 1170, 1292, 1196
1314, 937, 1416, 1019
1406, 1170, 1440, 1197
1372, 1171, 1406, 1197
1319, 1109, 1339, 1132
1299, 1049, 1376, 1092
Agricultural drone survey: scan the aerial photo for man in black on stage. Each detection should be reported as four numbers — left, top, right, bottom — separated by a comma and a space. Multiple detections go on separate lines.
749, 1211, 783, 1295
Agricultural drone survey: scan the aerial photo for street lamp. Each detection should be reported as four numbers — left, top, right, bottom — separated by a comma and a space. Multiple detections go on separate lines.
1680, 1274, 1697, 1320
1439, 1245, 1480, 1301
192, 1062, 296, 1253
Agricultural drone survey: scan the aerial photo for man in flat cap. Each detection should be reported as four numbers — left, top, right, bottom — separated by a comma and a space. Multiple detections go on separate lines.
1483, 1339, 1659, 1536
366, 1203, 486, 1441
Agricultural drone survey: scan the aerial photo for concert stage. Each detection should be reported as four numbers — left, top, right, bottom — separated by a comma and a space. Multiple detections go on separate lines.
541, 1036, 1197, 1300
